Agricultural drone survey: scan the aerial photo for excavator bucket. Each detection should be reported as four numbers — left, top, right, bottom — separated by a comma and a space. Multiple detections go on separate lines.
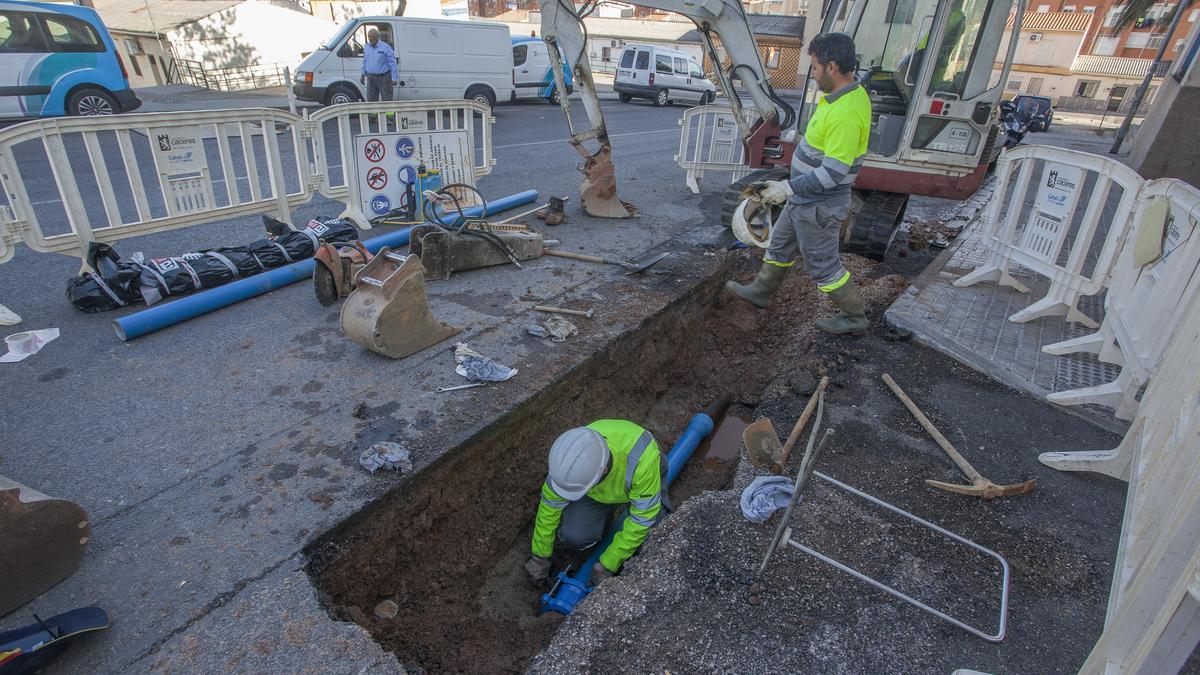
1, 476, 91, 615
340, 247, 461, 360
578, 143, 636, 219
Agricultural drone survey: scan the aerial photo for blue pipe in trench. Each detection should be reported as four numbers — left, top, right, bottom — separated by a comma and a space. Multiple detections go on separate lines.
112, 190, 540, 341
540, 411, 717, 616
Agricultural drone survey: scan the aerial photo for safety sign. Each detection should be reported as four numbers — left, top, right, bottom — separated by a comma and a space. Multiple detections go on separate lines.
364, 139, 386, 163
152, 125, 206, 173
366, 166, 388, 190
353, 130, 474, 218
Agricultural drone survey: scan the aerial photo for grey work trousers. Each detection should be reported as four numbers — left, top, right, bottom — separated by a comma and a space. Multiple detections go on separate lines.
557, 491, 668, 551
365, 73, 394, 102
765, 194, 852, 290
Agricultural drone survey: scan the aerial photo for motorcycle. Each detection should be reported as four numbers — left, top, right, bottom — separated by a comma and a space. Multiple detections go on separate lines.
1000, 101, 1028, 149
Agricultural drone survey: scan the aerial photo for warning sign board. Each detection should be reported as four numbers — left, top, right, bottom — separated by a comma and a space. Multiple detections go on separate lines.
353, 130, 474, 218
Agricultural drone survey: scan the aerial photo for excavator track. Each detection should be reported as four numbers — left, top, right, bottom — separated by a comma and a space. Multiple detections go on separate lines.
842, 190, 908, 261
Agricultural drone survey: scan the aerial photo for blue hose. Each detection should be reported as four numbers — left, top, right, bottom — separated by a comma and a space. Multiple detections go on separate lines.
540, 412, 716, 616
112, 190, 540, 341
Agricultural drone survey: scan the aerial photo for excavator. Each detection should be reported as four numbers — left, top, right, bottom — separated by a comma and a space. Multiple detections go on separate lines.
539, 0, 1027, 258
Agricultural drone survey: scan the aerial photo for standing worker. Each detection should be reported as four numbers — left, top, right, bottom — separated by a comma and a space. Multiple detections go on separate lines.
360, 28, 398, 102
523, 421, 664, 585
726, 33, 873, 335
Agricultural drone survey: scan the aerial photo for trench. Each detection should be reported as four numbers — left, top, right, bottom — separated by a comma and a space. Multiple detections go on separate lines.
304, 251, 908, 674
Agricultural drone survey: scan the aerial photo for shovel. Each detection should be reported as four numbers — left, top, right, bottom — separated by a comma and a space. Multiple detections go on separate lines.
543, 249, 669, 275
742, 376, 830, 472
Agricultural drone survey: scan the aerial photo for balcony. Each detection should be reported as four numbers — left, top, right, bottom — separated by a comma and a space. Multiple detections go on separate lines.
1071, 54, 1173, 76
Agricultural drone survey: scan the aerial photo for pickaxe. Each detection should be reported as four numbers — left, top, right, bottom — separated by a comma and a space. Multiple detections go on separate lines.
883, 374, 1036, 500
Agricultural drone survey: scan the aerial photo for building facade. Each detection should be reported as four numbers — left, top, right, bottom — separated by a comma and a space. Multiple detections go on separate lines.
1128, 20, 1200, 183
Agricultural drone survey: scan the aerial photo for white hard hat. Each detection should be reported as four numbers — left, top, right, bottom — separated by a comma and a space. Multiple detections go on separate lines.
731, 197, 773, 249
547, 427, 608, 500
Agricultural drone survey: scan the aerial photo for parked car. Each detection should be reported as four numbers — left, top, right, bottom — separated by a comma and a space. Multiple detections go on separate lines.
614, 44, 716, 107
292, 16, 514, 109
0, 0, 140, 120
511, 36, 572, 105
1011, 94, 1054, 131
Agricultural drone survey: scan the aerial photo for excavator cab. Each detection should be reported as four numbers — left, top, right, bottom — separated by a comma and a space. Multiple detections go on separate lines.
826, 0, 1024, 183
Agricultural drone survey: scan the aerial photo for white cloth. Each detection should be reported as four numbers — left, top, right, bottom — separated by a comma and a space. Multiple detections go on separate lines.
0, 328, 59, 363
740, 476, 795, 524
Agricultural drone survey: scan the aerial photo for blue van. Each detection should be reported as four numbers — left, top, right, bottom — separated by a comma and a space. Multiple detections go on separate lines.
511, 36, 572, 105
0, 0, 140, 119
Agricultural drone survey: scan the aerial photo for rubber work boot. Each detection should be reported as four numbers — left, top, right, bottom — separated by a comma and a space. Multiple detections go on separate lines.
725, 262, 789, 308
815, 281, 869, 334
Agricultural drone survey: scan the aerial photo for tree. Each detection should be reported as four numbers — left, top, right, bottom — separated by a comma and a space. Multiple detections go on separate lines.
1109, 0, 1195, 153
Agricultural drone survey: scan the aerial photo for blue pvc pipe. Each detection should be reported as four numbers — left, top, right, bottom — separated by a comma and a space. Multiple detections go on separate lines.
112, 190, 540, 341
541, 412, 717, 615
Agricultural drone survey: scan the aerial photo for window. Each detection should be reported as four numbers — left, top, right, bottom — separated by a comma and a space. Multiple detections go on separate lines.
926, 0, 998, 98
512, 44, 527, 67
123, 38, 143, 54
128, 54, 142, 76
1028, 76, 1044, 93
1146, 35, 1166, 49
673, 56, 688, 74
1029, 32, 1043, 41
1074, 79, 1100, 97
340, 22, 393, 58
41, 15, 104, 52
619, 48, 635, 68
1095, 35, 1120, 54
1104, 6, 1124, 27
635, 50, 649, 69
1006, 79, 1023, 90
655, 53, 672, 73
689, 60, 703, 78
601, 46, 611, 61
1063, 4, 1076, 10
766, 46, 781, 69
1082, 5, 1096, 12
1036, 4, 1050, 11
0, 11, 47, 53
1126, 32, 1151, 48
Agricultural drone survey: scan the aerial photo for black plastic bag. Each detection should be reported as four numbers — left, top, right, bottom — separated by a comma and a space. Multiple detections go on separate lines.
65, 243, 145, 313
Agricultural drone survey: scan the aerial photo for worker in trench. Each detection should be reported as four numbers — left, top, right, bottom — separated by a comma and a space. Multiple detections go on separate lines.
523, 421, 665, 586
726, 32, 873, 335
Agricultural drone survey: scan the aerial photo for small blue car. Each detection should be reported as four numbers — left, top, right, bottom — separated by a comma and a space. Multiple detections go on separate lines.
0, 0, 140, 119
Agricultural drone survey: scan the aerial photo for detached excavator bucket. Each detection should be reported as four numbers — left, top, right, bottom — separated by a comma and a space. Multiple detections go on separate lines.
340, 247, 461, 359
0, 476, 91, 615
579, 143, 636, 219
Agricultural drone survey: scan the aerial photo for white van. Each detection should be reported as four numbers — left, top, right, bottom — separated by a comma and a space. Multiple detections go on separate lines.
293, 16, 513, 109
511, 36, 573, 105
614, 44, 717, 107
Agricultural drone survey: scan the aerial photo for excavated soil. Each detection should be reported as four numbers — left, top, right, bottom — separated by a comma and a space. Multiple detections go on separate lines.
305, 248, 910, 674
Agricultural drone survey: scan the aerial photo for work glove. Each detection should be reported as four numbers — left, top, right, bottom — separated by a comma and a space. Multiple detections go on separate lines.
523, 555, 552, 584
591, 561, 614, 582
755, 180, 794, 206
360, 75, 366, 85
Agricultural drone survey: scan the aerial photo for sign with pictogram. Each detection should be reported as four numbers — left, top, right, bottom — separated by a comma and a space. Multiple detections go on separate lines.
395, 136, 415, 160
353, 130, 474, 218
366, 166, 388, 190
370, 194, 392, 215
364, 138, 386, 163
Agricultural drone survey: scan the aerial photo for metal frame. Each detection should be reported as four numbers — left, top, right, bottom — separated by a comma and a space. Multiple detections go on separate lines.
781, 470, 1011, 643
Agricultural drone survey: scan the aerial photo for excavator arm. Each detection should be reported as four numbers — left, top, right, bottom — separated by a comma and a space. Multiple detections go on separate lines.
540, 0, 795, 218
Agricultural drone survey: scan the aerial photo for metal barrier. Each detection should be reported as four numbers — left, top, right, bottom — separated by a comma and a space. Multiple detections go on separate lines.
0, 100, 494, 268
306, 100, 494, 228
1069, 287, 1200, 671
953, 144, 1143, 329
1042, 178, 1200, 421
675, 104, 754, 194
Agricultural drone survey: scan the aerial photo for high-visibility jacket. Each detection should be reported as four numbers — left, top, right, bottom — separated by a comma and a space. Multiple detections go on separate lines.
787, 80, 871, 205
531, 420, 663, 573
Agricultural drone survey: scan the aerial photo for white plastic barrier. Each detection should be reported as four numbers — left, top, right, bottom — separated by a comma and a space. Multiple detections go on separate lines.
675, 104, 754, 194
0, 108, 310, 261
306, 100, 494, 227
1043, 179, 1200, 421
953, 144, 1143, 329
1070, 288, 1200, 672
0, 101, 495, 267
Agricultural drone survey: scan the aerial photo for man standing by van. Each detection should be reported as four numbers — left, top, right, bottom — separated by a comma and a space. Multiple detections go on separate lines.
360, 28, 398, 102
726, 33, 872, 335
